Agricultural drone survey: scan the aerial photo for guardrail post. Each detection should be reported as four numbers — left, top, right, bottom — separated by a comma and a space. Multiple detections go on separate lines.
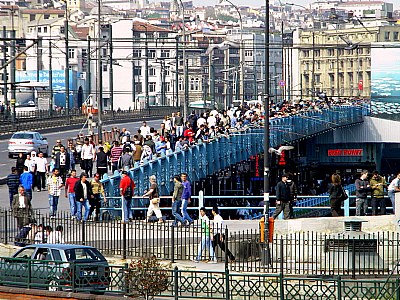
337, 276, 342, 300
82, 220, 85, 245
171, 224, 175, 263
4, 210, 8, 244
27, 259, 31, 289
174, 266, 179, 300
279, 272, 284, 300
344, 190, 350, 217
41, 217, 45, 243
224, 227, 229, 271
225, 267, 230, 300
351, 238, 356, 279
123, 222, 127, 259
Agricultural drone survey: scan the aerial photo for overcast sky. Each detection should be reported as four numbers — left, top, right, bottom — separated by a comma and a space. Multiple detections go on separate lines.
192, 0, 400, 9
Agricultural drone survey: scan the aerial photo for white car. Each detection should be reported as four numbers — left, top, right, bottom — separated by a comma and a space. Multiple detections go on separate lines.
8, 131, 49, 158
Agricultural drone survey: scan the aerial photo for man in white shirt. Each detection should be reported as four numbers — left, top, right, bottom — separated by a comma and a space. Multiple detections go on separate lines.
140, 121, 151, 137
211, 206, 235, 262
81, 138, 95, 177
35, 152, 48, 192
388, 172, 400, 214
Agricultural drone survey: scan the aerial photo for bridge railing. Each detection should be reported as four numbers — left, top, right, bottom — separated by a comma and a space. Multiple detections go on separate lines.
101, 105, 367, 196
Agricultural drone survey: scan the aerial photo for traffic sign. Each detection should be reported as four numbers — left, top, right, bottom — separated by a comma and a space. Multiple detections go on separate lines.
279, 80, 286, 87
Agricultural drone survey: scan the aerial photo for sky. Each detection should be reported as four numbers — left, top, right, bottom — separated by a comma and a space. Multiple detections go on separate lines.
191, 0, 400, 9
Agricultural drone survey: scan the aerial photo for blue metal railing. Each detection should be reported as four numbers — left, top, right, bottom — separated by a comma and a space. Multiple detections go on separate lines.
101, 106, 366, 197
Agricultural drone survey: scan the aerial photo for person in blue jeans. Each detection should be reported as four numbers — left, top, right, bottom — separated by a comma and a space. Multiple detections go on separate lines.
181, 173, 193, 226
171, 175, 185, 227
74, 173, 92, 222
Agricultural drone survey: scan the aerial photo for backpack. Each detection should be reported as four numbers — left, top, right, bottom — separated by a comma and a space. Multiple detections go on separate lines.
123, 178, 134, 198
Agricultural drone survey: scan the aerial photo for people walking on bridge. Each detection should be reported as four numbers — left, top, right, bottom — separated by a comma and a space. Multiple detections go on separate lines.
272, 173, 297, 220
90, 173, 107, 222
54, 146, 70, 183
140, 121, 151, 137
81, 138, 96, 177
7, 167, 20, 209
12, 186, 33, 230
171, 175, 184, 227
110, 141, 123, 173
193, 207, 217, 263
143, 175, 163, 223
328, 173, 346, 217
370, 171, 387, 216
175, 111, 184, 137
181, 173, 193, 226
16, 153, 25, 175
387, 172, 400, 214
211, 206, 235, 263
35, 152, 48, 192
65, 169, 79, 219
24, 153, 37, 192
74, 173, 92, 222
355, 171, 371, 216
47, 168, 64, 219
96, 146, 108, 179
119, 170, 135, 223
20, 166, 33, 201
51, 139, 64, 159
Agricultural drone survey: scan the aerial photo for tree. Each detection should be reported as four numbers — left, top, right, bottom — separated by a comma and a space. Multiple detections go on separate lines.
125, 256, 169, 300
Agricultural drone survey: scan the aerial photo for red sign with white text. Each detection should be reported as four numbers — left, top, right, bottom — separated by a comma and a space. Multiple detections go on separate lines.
328, 149, 363, 157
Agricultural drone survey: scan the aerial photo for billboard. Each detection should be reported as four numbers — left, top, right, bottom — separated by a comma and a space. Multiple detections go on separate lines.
15, 70, 75, 108
371, 45, 400, 119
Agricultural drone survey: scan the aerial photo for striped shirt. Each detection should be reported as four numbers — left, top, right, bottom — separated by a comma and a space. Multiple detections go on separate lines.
110, 146, 123, 163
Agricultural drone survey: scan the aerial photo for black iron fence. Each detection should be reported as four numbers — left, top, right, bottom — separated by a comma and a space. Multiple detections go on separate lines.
1, 208, 400, 278
0, 106, 179, 135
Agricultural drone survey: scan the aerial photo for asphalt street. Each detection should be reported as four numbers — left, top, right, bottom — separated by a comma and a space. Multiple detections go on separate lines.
0, 118, 162, 179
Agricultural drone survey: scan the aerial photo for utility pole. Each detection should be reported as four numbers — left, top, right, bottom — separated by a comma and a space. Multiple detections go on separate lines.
178, 0, 188, 120
97, 0, 103, 138
87, 36, 91, 99
3, 27, 8, 117
49, 38, 53, 116
175, 35, 179, 108
109, 24, 114, 117
131, 28, 136, 109
11, 28, 16, 123
64, 8, 70, 119
144, 30, 149, 113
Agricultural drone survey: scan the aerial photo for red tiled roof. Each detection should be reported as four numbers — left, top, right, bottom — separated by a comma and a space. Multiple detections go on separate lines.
21, 8, 65, 14
70, 25, 89, 39
132, 21, 171, 32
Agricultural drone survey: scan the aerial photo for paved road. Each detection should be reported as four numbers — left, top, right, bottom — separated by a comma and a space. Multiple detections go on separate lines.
0, 118, 163, 179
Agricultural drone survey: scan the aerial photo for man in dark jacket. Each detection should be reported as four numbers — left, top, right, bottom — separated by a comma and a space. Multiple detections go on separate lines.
54, 146, 70, 182
355, 170, 370, 216
272, 173, 297, 220
7, 167, 20, 209
96, 147, 108, 178
74, 173, 93, 222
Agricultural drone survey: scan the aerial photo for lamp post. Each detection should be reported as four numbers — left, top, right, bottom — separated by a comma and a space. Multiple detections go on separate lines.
220, 0, 244, 104
177, 0, 188, 120
96, 0, 103, 138
287, 3, 315, 97
64, 3, 70, 119
263, 0, 270, 250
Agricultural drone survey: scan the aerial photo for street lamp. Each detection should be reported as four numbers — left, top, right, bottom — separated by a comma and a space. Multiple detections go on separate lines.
176, 0, 188, 120
286, 3, 315, 98
96, 0, 103, 138
219, 0, 244, 104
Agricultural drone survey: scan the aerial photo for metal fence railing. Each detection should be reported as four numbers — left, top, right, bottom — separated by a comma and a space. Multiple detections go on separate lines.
0, 106, 179, 136
1, 207, 400, 278
0, 260, 398, 299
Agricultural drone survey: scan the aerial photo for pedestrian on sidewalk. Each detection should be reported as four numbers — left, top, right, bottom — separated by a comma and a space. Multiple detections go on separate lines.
211, 206, 235, 263
74, 173, 92, 222
47, 168, 64, 219
272, 173, 297, 220
65, 170, 79, 219
180, 173, 193, 226
119, 171, 135, 223
171, 175, 184, 227
355, 170, 371, 216
35, 152, 48, 192
55, 146, 70, 183
20, 166, 33, 201
370, 171, 387, 215
96, 146, 108, 178
143, 175, 163, 223
90, 173, 107, 222
328, 173, 345, 217
12, 186, 33, 230
193, 207, 217, 263
7, 167, 20, 209
81, 138, 96, 177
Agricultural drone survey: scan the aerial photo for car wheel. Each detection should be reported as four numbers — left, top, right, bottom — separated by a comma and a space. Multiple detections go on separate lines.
48, 279, 61, 291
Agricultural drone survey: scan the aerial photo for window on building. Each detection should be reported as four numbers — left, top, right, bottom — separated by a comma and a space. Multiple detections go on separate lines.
134, 66, 141, 76
43, 26, 47, 33
340, 61, 344, 69
165, 82, 170, 92
329, 61, 334, 70
160, 50, 170, 58
394, 32, 399, 41
359, 59, 363, 67
328, 49, 335, 56
149, 82, 156, 92
135, 82, 142, 93
190, 78, 195, 91
149, 67, 156, 76
146, 32, 154, 39
245, 50, 253, 57
44, 14, 50, 19
314, 74, 321, 83
102, 64, 107, 72
159, 32, 168, 38
68, 48, 75, 59
348, 72, 353, 83
148, 50, 156, 58
303, 50, 309, 58
102, 48, 107, 58
133, 49, 141, 58
179, 78, 183, 91
165, 66, 170, 76
385, 31, 390, 41
30, 15, 35, 21
38, 27, 42, 33
316, 61, 321, 70
314, 49, 320, 57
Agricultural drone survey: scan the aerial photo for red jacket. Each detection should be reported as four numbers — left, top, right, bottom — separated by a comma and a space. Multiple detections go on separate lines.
119, 175, 136, 195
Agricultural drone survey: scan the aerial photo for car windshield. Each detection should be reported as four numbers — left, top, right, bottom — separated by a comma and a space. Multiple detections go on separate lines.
12, 133, 34, 139
64, 248, 106, 262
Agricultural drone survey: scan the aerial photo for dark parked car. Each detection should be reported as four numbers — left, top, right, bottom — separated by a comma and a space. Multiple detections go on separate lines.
0, 244, 110, 294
